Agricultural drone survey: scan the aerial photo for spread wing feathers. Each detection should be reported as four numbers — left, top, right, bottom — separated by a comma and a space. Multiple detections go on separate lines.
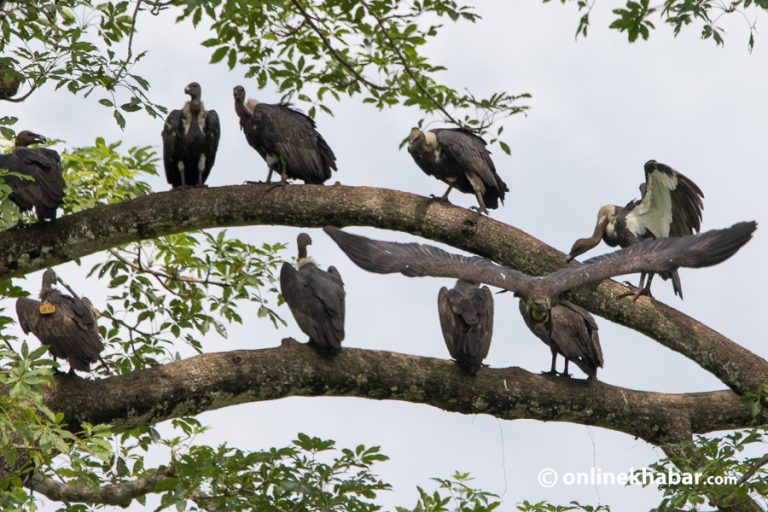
257, 104, 337, 183
552, 301, 603, 373
16, 295, 104, 372
162, 109, 184, 186
202, 109, 221, 183
436, 129, 508, 198
0, 148, 65, 216
545, 221, 756, 297
438, 285, 494, 374
280, 263, 345, 352
323, 227, 532, 295
627, 162, 704, 239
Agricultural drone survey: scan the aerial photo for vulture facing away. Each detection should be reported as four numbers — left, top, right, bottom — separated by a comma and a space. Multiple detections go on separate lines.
407, 128, 508, 214
324, 222, 756, 378
567, 160, 704, 299
0, 130, 65, 221
233, 85, 337, 184
162, 82, 221, 188
16, 269, 104, 374
280, 233, 346, 355
438, 280, 494, 375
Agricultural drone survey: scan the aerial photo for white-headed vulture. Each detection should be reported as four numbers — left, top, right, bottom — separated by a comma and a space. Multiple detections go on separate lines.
0, 130, 65, 221
324, 222, 756, 379
162, 82, 221, 188
233, 85, 337, 184
16, 269, 104, 374
407, 128, 508, 214
567, 160, 704, 299
438, 280, 494, 375
280, 233, 346, 355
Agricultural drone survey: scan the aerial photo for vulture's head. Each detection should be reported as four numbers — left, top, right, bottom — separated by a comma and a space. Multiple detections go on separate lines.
184, 82, 202, 99
15, 130, 46, 148
296, 232, 313, 261
41, 268, 59, 292
644, 159, 659, 173
566, 205, 614, 262
233, 85, 246, 103
521, 296, 552, 324
407, 128, 425, 150
407, 128, 437, 156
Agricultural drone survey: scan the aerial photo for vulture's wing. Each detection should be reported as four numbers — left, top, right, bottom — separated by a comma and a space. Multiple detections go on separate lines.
437, 286, 462, 360
323, 227, 532, 295
435, 129, 501, 191
161, 109, 184, 186
556, 300, 602, 369
203, 109, 221, 182
540, 221, 756, 298
16, 148, 65, 209
626, 161, 704, 239
280, 263, 345, 345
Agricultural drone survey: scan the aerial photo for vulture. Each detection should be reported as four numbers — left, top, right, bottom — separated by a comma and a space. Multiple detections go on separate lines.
16, 269, 104, 374
0, 130, 65, 221
567, 160, 704, 299
438, 280, 494, 375
162, 82, 220, 188
407, 128, 508, 214
280, 233, 346, 355
233, 85, 337, 184
324, 222, 756, 379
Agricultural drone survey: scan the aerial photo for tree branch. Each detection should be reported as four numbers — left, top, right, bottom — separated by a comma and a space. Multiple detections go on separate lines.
44, 341, 754, 446
0, 184, 764, 396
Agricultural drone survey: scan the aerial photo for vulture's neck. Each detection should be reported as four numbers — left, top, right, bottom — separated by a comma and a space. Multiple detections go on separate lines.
234, 98, 251, 122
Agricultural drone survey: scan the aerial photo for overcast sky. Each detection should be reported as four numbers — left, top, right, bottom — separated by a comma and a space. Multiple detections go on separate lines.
5, 1, 768, 510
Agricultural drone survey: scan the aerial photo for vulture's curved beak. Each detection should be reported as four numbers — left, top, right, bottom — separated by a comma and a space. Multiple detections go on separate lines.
31, 133, 46, 144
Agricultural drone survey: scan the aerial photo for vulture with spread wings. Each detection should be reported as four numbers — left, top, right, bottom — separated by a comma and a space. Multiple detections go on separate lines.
438, 280, 494, 375
234, 86, 337, 184
280, 233, 346, 355
0, 130, 65, 221
16, 269, 104, 374
324, 222, 755, 378
567, 160, 704, 299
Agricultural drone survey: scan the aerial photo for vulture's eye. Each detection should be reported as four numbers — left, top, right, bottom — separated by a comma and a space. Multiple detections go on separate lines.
531, 309, 548, 322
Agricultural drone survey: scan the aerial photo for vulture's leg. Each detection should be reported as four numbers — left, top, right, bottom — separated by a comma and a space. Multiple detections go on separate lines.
265, 167, 274, 184
430, 185, 453, 201
618, 272, 653, 300
562, 359, 571, 378
542, 349, 558, 376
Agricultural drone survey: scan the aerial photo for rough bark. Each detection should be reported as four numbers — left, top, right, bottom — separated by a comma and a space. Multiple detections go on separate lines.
44, 340, 753, 446
1, 184, 765, 396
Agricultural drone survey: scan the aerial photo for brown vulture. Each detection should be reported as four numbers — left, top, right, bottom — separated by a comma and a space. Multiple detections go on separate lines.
324, 222, 756, 379
280, 233, 346, 355
16, 269, 104, 374
407, 128, 508, 214
0, 130, 65, 221
162, 82, 221, 188
438, 280, 494, 375
567, 160, 704, 299
233, 85, 337, 184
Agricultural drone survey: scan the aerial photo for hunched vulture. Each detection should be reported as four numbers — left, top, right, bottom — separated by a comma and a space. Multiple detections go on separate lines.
567, 160, 704, 299
233, 85, 337, 184
438, 279, 494, 375
0, 130, 65, 221
16, 269, 104, 374
162, 82, 220, 188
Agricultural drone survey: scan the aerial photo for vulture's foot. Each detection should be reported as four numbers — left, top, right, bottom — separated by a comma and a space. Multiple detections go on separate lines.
244, 180, 264, 185
428, 194, 453, 204
617, 283, 652, 301
280, 337, 301, 347
469, 205, 489, 215
540, 369, 558, 377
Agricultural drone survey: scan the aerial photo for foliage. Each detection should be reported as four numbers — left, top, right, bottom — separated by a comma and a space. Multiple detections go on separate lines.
397, 471, 501, 512
518, 501, 609, 512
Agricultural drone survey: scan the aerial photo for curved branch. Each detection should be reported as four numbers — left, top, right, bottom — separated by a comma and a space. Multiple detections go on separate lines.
45, 341, 754, 446
0, 184, 764, 395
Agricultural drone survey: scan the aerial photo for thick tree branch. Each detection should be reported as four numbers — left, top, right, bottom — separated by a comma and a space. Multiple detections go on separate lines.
0, 184, 764, 396
26, 466, 175, 508
45, 341, 754, 446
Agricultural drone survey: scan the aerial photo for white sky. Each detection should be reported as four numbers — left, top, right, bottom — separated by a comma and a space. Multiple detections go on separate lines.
5, 1, 768, 510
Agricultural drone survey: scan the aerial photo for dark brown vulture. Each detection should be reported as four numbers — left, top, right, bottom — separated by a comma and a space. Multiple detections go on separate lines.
16, 269, 104, 374
162, 82, 220, 188
324, 222, 755, 379
280, 233, 346, 355
233, 85, 337, 184
567, 160, 704, 299
407, 128, 508, 214
438, 280, 494, 375
0, 130, 65, 221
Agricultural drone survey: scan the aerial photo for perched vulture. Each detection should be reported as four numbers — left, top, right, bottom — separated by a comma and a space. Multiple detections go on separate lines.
233, 85, 337, 184
324, 222, 756, 379
16, 269, 104, 374
438, 280, 494, 375
407, 128, 508, 214
162, 82, 220, 188
567, 160, 704, 299
0, 130, 65, 221
280, 233, 346, 354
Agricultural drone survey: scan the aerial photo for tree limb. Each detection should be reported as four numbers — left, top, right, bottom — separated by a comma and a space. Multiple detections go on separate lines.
0, 184, 764, 395
45, 341, 754, 446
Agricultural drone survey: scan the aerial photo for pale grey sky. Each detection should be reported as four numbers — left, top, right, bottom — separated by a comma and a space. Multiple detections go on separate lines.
5, 1, 768, 509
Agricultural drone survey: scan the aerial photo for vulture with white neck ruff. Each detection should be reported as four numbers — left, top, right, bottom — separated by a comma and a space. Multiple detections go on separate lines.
280, 233, 346, 355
